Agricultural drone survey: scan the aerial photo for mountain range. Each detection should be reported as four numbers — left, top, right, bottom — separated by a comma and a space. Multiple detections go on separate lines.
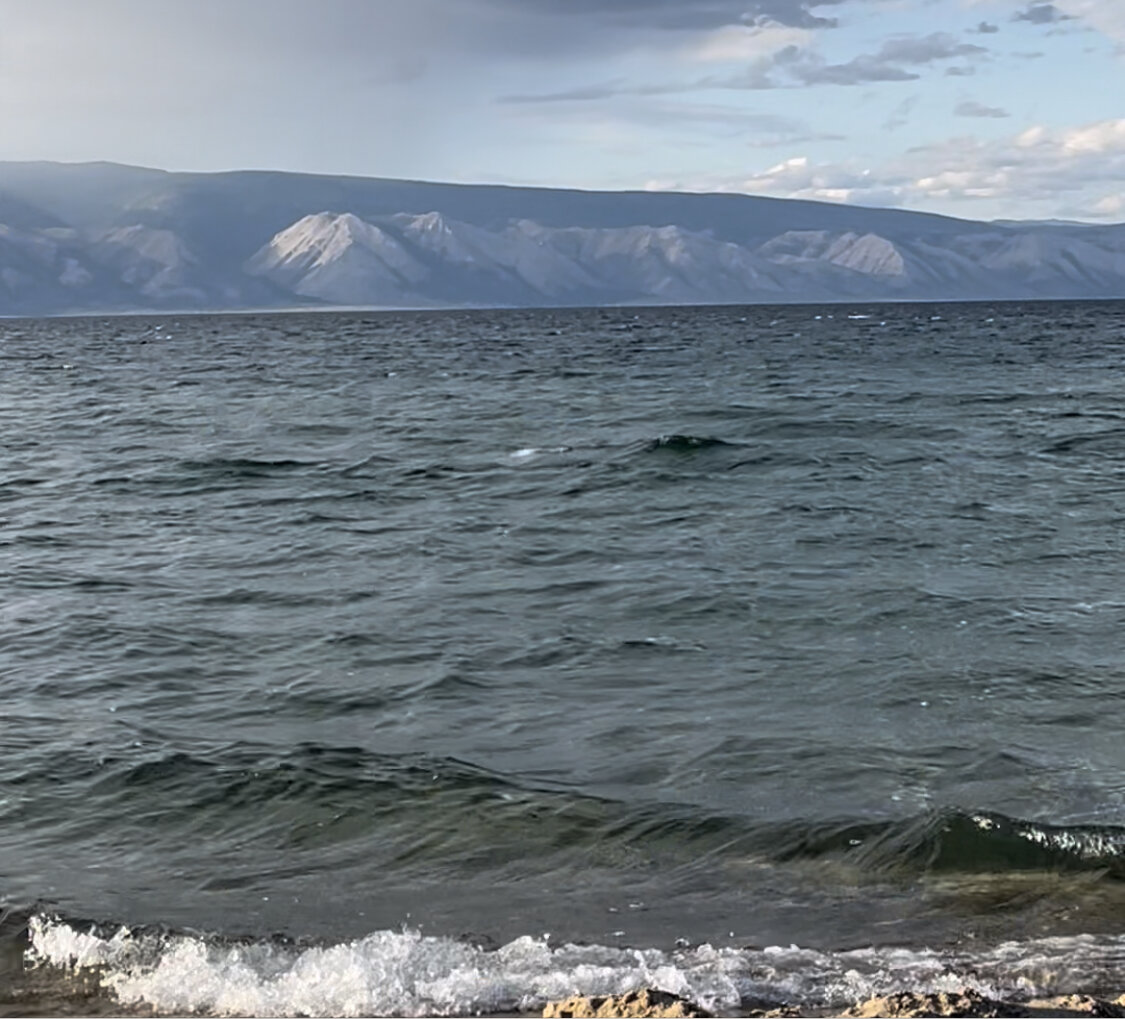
0, 160, 1122, 314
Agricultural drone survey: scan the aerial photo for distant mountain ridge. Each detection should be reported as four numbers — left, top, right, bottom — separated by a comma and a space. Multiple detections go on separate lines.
0, 160, 1122, 314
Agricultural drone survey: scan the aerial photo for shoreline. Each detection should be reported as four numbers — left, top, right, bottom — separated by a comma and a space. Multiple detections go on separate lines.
11, 914, 1125, 1018
535, 987, 1125, 1018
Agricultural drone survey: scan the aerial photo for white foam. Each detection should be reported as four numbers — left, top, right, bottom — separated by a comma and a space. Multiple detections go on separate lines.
29, 918, 741, 1017
509, 446, 571, 461
26, 915, 1125, 1018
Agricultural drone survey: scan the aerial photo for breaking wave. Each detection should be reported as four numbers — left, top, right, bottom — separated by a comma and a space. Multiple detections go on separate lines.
22, 913, 1125, 1017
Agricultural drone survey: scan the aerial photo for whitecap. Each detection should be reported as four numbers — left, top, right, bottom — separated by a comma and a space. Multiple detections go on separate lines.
509, 446, 571, 461
27, 915, 1125, 1018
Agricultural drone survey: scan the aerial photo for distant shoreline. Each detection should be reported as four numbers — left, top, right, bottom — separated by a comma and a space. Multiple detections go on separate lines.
3, 293, 1125, 322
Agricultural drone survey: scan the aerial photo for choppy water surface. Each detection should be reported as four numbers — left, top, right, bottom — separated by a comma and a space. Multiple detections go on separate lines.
4, 302, 1125, 1015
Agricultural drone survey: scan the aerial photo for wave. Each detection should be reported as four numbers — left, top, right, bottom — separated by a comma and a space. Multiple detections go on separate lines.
21, 913, 1125, 1017
639, 434, 736, 453
11, 737, 1125, 885
1042, 428, 1125, 456
759, 809, 1125, 877
176, 457, 318, 475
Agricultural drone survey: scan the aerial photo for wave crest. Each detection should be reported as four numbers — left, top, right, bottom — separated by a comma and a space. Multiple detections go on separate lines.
25, 914, 1125, 1017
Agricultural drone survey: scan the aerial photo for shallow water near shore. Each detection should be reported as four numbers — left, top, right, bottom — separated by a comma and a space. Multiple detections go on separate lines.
4, 301, 1125, 1014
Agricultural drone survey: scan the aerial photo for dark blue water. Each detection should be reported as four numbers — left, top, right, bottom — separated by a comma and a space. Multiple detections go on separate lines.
4, 302, 1125, 1015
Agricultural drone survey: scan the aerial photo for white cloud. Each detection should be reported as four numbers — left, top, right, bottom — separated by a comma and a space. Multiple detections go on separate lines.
1090, 193, 1125, 216
954, 99, 1010, 117
646, 155, 910, 206
906, 118, 1125, 209
1051, 0, 1125, 42
914, 167, 1012, 199
1059, 119, 1125, 152
686, 23, 812, 62
645, 117, 1125, 219
1015, 125, 1049, 147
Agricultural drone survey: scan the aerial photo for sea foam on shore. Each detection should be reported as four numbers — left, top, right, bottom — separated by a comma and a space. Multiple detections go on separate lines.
21, 914, 1125, 1017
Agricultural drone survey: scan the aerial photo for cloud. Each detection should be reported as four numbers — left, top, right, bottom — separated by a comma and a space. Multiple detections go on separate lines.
503, 28, 991, 102
972, 21, 1000, 34
748, 130, 848, 147
1090, 193, 1125, 217
687, 22, 813, 62
651, 155, 910, 206
877, 33, 988, 63
954, 100, 1010, 117
907, 118, 1125, 212
1050, 0, 1125, 42
1013, 3, 1074, 24
480, 0, 846, 31
501, 86, 846, 151
645, 117, 1125, 219
602, 101, 828, 137
750, 31, 988, 86
762, 44, 922, 84
883, 95, 920, 131
907, 120, 1125, 211
727, 30, 992, 89
1050, 118, 1125, 152
500, 82, 640, 104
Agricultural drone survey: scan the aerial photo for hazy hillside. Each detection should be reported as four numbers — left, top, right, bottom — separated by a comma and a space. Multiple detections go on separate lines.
0, 161, 1121, 314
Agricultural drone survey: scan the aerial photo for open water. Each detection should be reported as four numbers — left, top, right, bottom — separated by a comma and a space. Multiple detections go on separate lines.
3, 302, 1125, 1015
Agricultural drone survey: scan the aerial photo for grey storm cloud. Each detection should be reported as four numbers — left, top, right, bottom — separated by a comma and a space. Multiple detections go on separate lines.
82, 0, 849, 68
478, 0, 847, 30
1013, 3, 1074, 24
955, 99, 1010, 117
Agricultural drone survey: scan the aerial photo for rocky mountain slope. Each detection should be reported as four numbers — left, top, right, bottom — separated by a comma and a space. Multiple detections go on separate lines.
0, 161, 1121, 314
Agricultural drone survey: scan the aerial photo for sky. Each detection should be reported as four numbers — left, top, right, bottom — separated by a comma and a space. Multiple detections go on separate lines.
0, 0, 1122, 222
